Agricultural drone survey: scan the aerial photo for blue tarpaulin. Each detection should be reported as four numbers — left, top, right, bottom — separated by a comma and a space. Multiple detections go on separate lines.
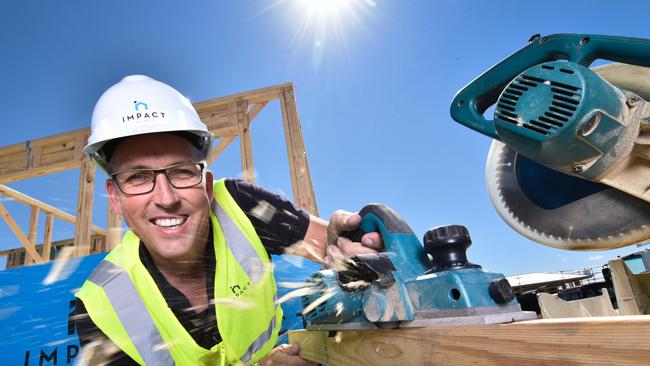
0, 253, 316, 365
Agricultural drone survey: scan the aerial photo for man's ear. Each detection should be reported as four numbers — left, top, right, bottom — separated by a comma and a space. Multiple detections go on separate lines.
205, 170, 214, 202
106, 179, 124, 215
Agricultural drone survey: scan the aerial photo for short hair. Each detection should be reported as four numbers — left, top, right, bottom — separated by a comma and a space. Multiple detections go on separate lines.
101, 132, 205, 171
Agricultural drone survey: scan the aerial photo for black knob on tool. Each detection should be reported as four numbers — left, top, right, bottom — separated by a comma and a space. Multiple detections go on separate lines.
489, 278, 515, 304
424, 225, 480, 273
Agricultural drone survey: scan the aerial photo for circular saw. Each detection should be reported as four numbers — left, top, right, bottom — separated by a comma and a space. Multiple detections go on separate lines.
450, 34, 650, 250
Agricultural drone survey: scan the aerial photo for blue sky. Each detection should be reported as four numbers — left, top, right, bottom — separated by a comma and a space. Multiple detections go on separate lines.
1, 0, 649, 275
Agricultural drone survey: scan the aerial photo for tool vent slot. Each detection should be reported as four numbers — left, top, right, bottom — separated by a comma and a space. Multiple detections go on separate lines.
495, 73, 582, 136
302, 275, 328, 321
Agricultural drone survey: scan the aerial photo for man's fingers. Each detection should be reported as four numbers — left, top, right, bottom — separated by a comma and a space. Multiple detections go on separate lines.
337, 237, 379, 255
360, 232, 383, 250
327, 211, 361, 245
261, 343, 317, 366
278, 343, 300, 355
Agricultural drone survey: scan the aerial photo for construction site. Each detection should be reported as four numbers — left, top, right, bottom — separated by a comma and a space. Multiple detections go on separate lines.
2, 2, 650, 366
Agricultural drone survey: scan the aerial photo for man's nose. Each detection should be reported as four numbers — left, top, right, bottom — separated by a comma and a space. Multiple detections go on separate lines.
151, 172, 180, 207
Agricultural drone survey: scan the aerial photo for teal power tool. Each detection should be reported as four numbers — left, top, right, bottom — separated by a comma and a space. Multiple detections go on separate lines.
451, 34, 650, 250
300, 204, 536, 330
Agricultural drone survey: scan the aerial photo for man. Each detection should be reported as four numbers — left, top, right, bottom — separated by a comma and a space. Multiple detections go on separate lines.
74, 75, 382, 365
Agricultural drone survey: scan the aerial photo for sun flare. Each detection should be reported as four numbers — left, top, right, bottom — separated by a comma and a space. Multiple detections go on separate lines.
260, 0, 377, 71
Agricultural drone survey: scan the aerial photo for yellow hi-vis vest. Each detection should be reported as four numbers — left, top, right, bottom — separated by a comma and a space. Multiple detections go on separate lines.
76, 179, 283, 365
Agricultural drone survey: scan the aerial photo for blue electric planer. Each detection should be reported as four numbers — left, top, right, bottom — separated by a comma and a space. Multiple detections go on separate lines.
300, 204, 536, 330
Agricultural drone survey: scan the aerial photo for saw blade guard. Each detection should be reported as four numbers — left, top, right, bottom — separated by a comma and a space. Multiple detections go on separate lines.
450, 34, 650, 250
486, 140, 650, 250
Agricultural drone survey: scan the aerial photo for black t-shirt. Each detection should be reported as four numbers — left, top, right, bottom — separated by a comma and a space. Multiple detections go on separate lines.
74, 178, 311, 364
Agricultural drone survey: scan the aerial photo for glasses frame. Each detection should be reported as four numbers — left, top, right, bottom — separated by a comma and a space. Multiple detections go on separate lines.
110, 161, 207, 195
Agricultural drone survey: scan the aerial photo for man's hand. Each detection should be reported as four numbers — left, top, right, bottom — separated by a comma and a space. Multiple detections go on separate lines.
324, 210, 383, 268
259, 343, 317, 366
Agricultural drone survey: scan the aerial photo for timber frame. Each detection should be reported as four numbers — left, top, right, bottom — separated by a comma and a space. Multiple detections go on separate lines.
289, 316, 650, 365
0, 83, 318, 268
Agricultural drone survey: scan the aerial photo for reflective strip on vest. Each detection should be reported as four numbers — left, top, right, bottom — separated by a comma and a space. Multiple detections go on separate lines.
213, 199, 279, 362
240, 301, 278, 363
88, 260, 175, 366
213, 200, 265, 285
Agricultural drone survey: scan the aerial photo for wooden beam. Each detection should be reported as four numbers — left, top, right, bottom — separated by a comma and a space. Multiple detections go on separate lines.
238, 100, 255, 183
0, 201, 44, 264
207, 136, 236, 165
0, 128, 88, 184
289, 316, 650, 366
73, 155, 95, 257
106, 206, 122, 250
42, 213, 54, 262
193, 83, 290, 112
0, 185, 106, 235
279, 85, 319, 216
24, 207, 40, 266
247, 102, 267, 123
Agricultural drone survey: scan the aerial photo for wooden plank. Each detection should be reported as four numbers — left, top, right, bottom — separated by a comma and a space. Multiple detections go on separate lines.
279, 86, 319, 215
238, 100, 255, 183
106, 206, 122, 250
73, 155, 95, 257
24, 207, 40, 266
0, 160, 81, 184
207, 136, 236, 165
0, 128, 89, 183
0, 184, 106, 235
193, 83, 290, 112
29, 145, 42, 169
42, 213, 54, 262
73, 133, 86, 161
247, 102, 267, 122
610, 259, 648, 315
0, 201, 44, 264
289, 316, 650, 366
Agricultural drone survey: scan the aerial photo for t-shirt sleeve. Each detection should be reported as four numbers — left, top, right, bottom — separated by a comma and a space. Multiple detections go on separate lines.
224, 179, 311, 254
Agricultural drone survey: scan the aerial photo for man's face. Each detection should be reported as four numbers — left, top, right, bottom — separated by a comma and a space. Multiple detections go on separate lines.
106, 133, 214, 263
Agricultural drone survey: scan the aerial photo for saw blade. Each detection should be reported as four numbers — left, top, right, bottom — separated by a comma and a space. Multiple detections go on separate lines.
486, 140, 650, 250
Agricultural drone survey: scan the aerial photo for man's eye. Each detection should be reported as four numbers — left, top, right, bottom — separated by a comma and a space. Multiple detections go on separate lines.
170, 168, 197, 179
123, 173, 151, 184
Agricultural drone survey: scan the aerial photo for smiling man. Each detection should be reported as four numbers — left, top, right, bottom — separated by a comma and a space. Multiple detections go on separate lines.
74, 75, 382, 365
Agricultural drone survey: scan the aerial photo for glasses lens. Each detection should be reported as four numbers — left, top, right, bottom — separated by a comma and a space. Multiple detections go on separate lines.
167, 163, 203, 188
113, 162, 204, 195
115, 171, 155, 194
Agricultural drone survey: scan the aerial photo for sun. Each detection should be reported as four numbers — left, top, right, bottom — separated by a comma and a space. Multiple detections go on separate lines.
259, 0, 377, 71
297, 0, 356, 17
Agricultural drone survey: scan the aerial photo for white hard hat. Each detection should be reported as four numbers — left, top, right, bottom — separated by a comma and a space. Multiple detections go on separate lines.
85, 75, 213, 172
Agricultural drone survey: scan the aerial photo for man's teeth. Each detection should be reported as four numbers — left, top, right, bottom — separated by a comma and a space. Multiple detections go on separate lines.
155, 218, 184, 227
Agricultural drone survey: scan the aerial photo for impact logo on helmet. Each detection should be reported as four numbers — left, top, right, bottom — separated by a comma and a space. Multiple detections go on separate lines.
121, 100, 166, 123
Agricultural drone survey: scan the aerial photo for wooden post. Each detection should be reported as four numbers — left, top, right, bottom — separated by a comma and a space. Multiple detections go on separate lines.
73, 154, 95, 257
207, 136, 236, 165
24, 207, 40, 265
279, 85, 319, 216
238, 100, 255, 183
290, 316, 650, 366
106, 206, 122, 250
42, 213, 54, 262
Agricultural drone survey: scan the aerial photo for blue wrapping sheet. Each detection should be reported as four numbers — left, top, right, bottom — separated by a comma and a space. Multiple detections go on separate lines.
0, 253, 317, 365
